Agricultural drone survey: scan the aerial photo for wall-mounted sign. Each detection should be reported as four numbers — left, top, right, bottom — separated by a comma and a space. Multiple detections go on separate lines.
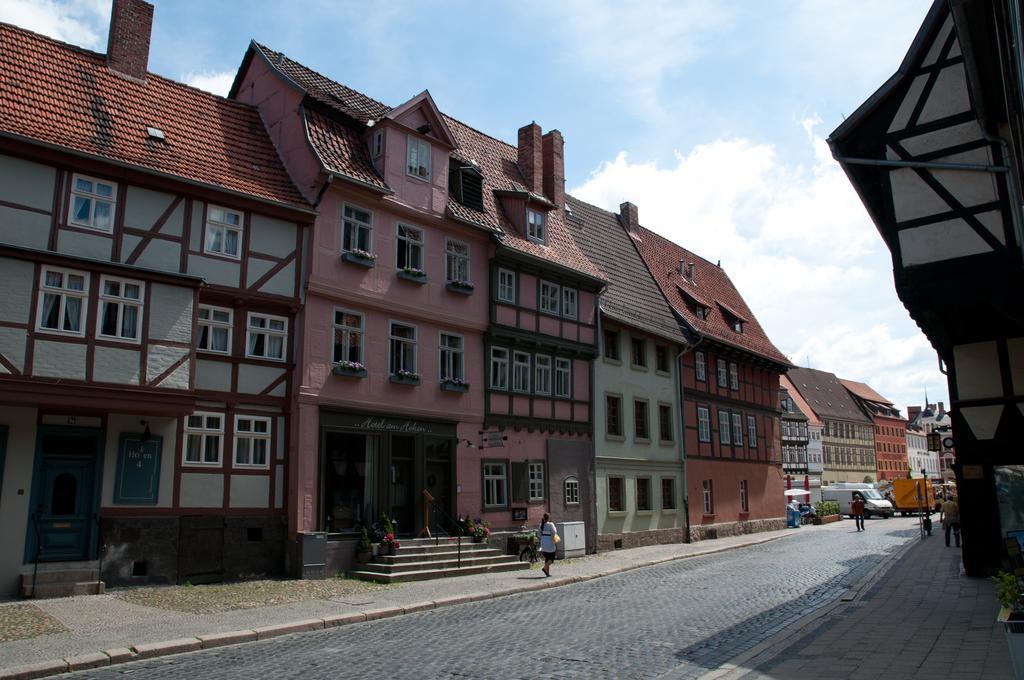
481, 431, 506, 449
512, 507, 528, 521
962, 464, 984, 480
942, 436, 955, 450
113, 433, 162, 505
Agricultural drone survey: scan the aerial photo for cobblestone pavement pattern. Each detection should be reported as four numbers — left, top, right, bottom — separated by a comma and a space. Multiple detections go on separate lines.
67, 519, 920, 679
0, 603, 67, 642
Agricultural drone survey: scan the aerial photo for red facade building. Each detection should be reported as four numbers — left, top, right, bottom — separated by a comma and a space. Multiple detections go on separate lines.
841, 380, 908, 481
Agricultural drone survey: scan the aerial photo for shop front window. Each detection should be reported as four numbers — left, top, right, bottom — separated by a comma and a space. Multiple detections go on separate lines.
323, 431, 378, 533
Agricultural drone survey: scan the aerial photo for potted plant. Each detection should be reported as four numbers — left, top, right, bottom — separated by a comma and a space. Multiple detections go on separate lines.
390, 369, 421, 385
440, 377, 469, 393
356, 526, 372, 563
995, 571, 1024, 678
332, 360, 367, 378
445, 279, 475, 295
812, 501, 841, 525
342, 248, 377, 267
381, 532, 401, 555
472, 520, 491, 544
397, 266, 427, 283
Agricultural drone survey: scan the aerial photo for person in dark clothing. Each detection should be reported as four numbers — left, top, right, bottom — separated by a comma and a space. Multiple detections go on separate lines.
851, 493, 866, 531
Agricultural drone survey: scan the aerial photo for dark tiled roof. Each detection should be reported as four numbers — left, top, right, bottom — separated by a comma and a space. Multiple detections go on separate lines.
250, 42, 602, 279
781, 374, 822, 426
839, 379, 894, 407
787, 367, 872, 423
565, 197, 685, 343
633, 226, 789, 365
1, 24, 310, 211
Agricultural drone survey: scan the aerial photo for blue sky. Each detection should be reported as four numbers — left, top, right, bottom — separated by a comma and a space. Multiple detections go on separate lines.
3, 0, 948, 413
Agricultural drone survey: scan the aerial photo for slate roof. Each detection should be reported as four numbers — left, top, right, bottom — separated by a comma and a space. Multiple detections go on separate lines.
780, 374, 822, 426
565, 197, 685, 343
244, 42, 603, 280
786, 367, 872, 423
633, 226, 789, 365
0, 23, 310, 212
839, 379, 894, 407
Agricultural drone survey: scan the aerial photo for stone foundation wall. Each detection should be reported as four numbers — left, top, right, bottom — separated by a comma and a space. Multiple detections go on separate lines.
100, 517, 179, 587
689, 517, 785, 542
596, 527, 685, 552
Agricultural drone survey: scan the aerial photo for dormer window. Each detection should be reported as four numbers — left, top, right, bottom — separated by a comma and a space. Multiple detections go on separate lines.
694, 305, 708, 320
527, 209, 546, 244
732, 320, 744, 333
372, 130, 384, 158
449, 162, 484, 211
407, 135, 431, 180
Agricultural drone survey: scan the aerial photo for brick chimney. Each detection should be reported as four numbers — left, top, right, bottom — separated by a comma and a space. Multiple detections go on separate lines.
619, 201, 639, 234
907, 406, 921, 421
518, 123, 543, 194
542, 130, 564, 208
107, 0, 154, 81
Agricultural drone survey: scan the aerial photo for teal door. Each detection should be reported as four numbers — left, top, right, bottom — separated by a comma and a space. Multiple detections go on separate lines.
28, 431, 100, 563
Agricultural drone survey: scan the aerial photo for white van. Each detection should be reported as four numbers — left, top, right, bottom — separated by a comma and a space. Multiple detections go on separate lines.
822, 485, 894, 519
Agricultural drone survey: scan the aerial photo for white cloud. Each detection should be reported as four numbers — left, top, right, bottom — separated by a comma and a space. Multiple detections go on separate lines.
571, 119, 948, 413
182, 70, 235, 97
0, 0, 109, 49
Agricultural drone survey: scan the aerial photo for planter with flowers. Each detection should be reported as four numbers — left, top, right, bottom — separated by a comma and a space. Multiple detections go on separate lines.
440, 377, 469, 393
332, 360, 367, 378
397, 267, 427, 284
342, 249, 377, 267
389, 369, 421, 386
995, 571, 1024, 678
381, 532, 401, 556
445, 280, 475, 296
459, 515, 491, 544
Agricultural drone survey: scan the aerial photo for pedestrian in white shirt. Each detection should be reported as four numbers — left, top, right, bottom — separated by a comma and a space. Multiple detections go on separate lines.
539, 512, 558, 577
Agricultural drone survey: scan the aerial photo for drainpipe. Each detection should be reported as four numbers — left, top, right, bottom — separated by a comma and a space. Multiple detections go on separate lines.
676, 334, 704, 544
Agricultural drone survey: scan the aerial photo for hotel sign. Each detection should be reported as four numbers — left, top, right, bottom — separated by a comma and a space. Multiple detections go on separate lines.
114, 433, 162, 505
320, 411, 456, 438
356, 417, 433, 434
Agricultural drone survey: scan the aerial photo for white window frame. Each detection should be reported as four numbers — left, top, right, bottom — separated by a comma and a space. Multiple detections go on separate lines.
729, 362, 739, 390
526, 208, 546, 244
697, 406, 711, 442
396, 223, 425, 272
562, 288, 578, 319
512, 351, 531, 393
333, 308, 364, 365
747, 415, 757, 447
534, 355, 552, 395
97, 275, 143, 344
490, 347, 509, 389
497, 268, 516, 303
564, 476, 580, 505
407, 135, 432, 180
246, 312, 288, 361
631, 337, 647, 368
342, 203, 373, 254
554, 358, 571, 398
528, 461, 545, 501
439, 331, 465, 382
702, 479, 713, 514
234, 415, 271, 469
695, 351, 707, 382
717, 359, 728, 387
36, 266, 89, 336
371, 130, 384, 158
389, 321, 418, 375
740, 479, 749, 513
539, 280, 560, 315
483, 461, 507, 508
204, 205, 243, 260
198, 304, 233, 355
731, 413, 743, 447
718, 410, 732, 445
183, 412, 224, 467
69, 173, 116, 232
445, 238, 471, 285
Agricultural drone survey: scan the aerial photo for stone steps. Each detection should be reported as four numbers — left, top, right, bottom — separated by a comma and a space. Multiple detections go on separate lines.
351, 539, 528, 584
20, 562, 105, 598
350, 560, 529, 584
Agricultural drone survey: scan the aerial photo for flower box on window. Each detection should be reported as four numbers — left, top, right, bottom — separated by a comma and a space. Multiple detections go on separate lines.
389, 370, 421, 385
342, 249, 377, 267
332, 361, 367, 378
440, 378, 469, 393
397, 267, 427, 284
445, 280, 474, 295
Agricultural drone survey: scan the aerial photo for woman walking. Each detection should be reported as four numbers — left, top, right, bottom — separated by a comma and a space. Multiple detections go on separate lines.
539, 513, 559, 577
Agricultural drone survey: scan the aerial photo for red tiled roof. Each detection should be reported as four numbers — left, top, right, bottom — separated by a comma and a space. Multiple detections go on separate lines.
634, 226, 789, 365
839, 379, 894, 407
251, 42, 603, 279
0, 23, 310, 212
781, 374, 822, 426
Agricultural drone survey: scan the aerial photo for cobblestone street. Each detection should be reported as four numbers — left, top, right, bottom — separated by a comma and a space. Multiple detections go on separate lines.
66, 518, 921, 679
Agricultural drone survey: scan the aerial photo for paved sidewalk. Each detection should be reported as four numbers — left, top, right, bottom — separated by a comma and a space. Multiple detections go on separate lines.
707, 527, 1014, 680
0, 526, 795, 678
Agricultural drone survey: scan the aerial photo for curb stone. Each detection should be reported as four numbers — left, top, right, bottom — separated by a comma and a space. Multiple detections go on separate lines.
102, 648, 135, 665
360, 606, 402, 621
64, 653, 110, 672
253, 619, 324, 640
0, 660, 68, 680
197, 630, 258, 648
131, 637, 202, 659
322, 612, 366, 627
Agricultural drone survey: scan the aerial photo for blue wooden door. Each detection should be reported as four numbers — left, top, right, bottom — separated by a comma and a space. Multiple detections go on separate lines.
35, 454, 95, 561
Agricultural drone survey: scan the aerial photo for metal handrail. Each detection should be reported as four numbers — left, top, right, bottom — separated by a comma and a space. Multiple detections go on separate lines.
94, 513, 104, 591
427, 502, 463, 569
30, 513, 41, 598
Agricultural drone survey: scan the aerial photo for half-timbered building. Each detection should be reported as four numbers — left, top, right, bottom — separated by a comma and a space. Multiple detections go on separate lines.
841, 380, 908, 482
0, 0, 313, 595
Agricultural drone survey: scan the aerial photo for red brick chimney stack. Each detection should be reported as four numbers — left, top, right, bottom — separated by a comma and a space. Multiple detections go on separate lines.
518, 123, 543, 195
542, 129, 565, 208
907, 406, 921, 421
619, 201, 639, 234
107, 0, 154, 81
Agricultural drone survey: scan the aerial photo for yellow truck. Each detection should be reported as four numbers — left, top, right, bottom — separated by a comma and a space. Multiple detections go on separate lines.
890, 478, 935, 516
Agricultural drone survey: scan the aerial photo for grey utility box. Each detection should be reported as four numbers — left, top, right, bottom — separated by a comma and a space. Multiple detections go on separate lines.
556, 521, 586, 559
298, 531, 327, 579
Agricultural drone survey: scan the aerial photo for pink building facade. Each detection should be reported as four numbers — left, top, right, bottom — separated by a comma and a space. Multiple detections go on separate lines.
232, 44, 603, 566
